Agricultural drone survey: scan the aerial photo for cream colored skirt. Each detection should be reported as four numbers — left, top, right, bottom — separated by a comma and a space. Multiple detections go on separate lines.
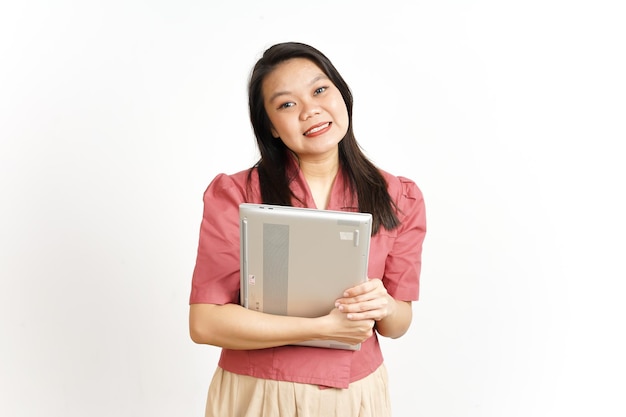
204, 364, 391, 417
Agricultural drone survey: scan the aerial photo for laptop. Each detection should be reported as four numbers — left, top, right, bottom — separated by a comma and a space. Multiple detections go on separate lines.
239, 203, 372, 350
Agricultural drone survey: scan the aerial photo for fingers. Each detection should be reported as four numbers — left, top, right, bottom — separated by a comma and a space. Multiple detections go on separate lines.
338, 298, 391, 321
335, 279, 394, 321
339, 278, 386, 303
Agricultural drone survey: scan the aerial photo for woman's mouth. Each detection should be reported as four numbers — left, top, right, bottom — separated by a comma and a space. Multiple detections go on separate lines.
303, 122, 331, 137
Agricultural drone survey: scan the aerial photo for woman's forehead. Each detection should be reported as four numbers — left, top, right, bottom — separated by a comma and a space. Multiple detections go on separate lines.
262, 58, 328, 97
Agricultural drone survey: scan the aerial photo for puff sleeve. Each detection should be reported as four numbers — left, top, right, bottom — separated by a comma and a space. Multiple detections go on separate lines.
381, 177, 427, 301
189, 173, 248, 305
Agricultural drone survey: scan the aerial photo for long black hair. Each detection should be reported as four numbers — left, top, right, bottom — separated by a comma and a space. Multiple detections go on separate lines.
247, 42, 399, 234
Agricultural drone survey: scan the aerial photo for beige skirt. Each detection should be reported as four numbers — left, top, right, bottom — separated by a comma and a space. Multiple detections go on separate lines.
204, 364, 391, 417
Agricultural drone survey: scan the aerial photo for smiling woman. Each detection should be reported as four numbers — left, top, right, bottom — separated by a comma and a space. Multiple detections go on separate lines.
263, 58, 350, 162
188, 42, 427, 417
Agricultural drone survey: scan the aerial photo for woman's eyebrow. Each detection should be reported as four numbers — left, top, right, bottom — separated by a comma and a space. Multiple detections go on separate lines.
268, 74, 329, 103
308, 74, 329, 86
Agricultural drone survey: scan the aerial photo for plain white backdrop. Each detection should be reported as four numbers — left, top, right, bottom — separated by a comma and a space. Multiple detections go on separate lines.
1, 1, 625, 416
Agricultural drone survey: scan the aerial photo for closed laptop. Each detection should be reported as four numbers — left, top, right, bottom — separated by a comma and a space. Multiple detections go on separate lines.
239, 203, 372, 350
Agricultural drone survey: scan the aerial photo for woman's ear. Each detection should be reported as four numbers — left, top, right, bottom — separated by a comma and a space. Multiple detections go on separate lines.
270, 126, 279, 138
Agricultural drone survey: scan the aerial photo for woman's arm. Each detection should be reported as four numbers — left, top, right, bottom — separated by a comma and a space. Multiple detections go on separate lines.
375, 298, 413, 339
189, 303, 375, 350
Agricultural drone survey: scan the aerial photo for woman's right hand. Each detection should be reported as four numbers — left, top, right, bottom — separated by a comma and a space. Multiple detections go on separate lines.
319, 308, 375, 346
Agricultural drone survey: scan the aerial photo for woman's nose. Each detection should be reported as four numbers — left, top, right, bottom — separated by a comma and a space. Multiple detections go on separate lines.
299, 100, 321, 121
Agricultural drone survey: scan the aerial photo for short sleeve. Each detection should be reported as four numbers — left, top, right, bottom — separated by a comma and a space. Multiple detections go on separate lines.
189, 173, 247, 305
382, 177, 427, 301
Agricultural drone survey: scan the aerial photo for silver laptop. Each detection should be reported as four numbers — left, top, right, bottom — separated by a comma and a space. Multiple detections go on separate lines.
239, 203, 372, 350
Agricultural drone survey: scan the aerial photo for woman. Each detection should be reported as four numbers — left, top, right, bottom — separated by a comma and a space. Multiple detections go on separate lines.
189, 41, 426, 417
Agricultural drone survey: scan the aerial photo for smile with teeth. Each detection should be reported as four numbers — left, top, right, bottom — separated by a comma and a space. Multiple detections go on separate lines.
304, 122, 330, 136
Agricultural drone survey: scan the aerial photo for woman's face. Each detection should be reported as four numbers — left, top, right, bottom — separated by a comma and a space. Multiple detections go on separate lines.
262, 58, 349, 161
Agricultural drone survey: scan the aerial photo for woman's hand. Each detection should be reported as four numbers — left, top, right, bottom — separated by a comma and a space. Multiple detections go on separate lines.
335, 278, 413, 339
319, 308, 375, 346
335, 278, 395, 321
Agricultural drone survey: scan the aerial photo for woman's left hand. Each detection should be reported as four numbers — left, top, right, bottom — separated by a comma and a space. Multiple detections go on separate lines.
335, 278, 395, 322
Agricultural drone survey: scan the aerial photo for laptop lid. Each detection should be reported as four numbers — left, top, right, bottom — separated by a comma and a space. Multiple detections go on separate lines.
239, 203, 372, 350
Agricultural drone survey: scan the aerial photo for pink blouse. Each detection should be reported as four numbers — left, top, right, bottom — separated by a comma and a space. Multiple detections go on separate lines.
190, 161, 426, 389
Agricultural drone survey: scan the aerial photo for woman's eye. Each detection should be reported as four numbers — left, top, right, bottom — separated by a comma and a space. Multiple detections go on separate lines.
314, 86, 327, 95
279, 102, 295, 109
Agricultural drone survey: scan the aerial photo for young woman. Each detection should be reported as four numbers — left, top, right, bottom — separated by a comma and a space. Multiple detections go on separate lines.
189, 42, 427, 417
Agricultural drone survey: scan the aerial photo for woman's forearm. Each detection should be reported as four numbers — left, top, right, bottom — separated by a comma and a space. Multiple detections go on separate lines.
190, 303, 375, 349
189, 303, 323, 350
375, 299, 413, 339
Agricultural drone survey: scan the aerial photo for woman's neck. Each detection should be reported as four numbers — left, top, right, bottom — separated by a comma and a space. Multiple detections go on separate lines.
299, 156, 339, 210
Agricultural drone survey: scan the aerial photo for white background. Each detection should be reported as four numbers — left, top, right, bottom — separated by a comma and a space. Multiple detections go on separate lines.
1, 1, 625, 416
